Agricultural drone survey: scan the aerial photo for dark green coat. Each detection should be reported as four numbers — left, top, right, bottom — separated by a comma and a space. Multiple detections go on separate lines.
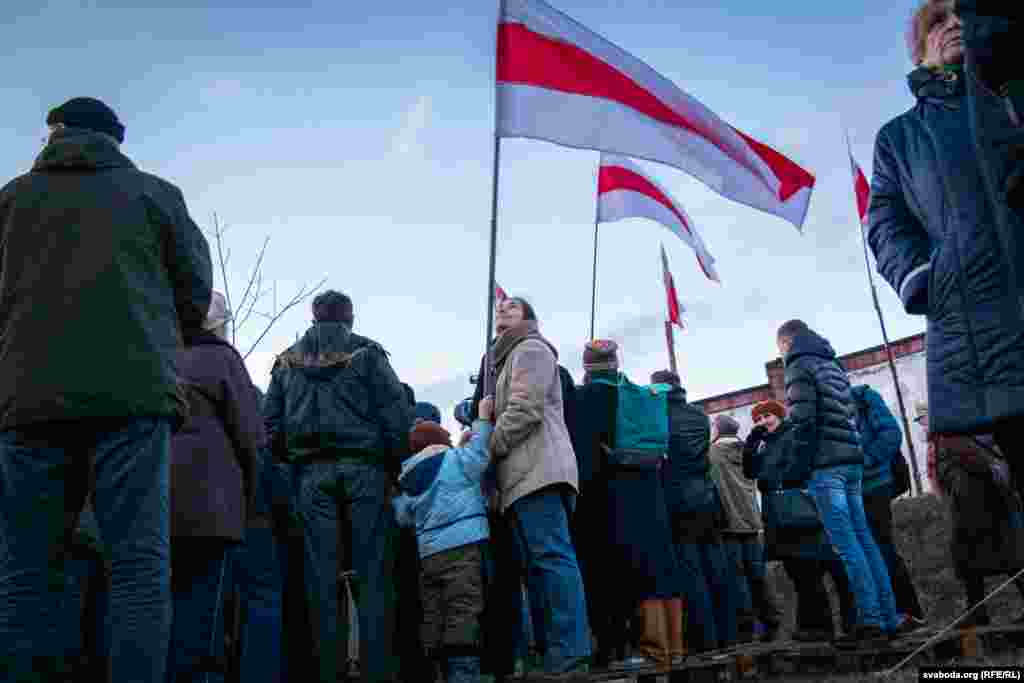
0, 129, 213, 429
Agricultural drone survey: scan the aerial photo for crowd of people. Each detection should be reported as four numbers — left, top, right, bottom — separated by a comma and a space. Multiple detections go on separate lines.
0, 1, 1022, 682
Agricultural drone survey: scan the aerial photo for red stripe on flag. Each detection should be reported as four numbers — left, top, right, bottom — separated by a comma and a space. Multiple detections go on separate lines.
599, 164, 713, 281
498, 22, 813, 202
732, 128, 816, 203
661, 248, 684, 328
853, 162, 870, 224
598, 164, 693, 237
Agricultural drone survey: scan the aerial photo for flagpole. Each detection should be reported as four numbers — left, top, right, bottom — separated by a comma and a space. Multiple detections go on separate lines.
589, 162, 600, 340
664, 320, 678, 376
484, 0, 505, 397
847, 131, 923, 496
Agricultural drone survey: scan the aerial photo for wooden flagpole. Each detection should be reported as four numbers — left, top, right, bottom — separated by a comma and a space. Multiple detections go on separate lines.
665, 320, 678, 376
847, 131, 923, 496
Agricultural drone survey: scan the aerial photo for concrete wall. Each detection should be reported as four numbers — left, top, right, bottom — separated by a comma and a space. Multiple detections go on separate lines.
846, 349, 930, 496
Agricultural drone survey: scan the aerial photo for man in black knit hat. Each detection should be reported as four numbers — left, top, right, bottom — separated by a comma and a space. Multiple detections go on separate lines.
0, 97, 213, 682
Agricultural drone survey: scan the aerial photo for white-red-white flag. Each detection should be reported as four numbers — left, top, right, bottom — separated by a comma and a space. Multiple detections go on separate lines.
495, 282, 508, 303
660, 244, 685, 330
496, 0, 816, 231
598, 154, 720, 283
847, 149, 871, 226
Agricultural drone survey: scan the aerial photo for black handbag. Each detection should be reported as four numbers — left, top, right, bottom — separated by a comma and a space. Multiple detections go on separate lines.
762, 487, 821, 529
890, 452, 912, 499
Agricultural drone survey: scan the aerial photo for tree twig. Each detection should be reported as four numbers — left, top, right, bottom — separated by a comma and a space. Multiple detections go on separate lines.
243, 276, 328, 360
234, 236, 270, 330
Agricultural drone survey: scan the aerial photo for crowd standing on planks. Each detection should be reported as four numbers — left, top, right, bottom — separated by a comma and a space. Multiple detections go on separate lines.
0, 0, 1023, 682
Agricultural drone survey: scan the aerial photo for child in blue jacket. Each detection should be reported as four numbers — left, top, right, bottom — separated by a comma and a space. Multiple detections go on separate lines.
393, 397, 494, 683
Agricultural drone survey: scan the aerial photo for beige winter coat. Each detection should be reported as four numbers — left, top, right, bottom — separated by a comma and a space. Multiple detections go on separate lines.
708, 435, 762, 534
489, 322, 578, 513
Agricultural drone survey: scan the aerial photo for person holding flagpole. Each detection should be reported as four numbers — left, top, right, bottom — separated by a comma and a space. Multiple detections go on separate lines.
486, 296, 591, 675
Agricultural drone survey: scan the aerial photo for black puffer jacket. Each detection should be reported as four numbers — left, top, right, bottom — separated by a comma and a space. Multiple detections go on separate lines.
783, 331, 863, 472
263, 322, 413, 467
661, 386, 716, 515
868, 66, 1024, 436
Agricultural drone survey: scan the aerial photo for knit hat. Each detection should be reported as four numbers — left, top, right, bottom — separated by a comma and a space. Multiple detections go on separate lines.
203, 291, 232, 333
714, 414, 740, 437
414, 402, 442, 424
583, 339, 619, 373
751, 399, 786, 422
409, 421, 452, 454
651, 370, 681, 388
46, 97, 125, 143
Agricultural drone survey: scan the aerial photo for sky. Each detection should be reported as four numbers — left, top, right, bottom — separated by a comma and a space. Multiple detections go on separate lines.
0, 0, 929, 433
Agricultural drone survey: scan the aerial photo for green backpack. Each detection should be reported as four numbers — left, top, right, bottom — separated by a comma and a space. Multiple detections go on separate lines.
591, 373, 672, 468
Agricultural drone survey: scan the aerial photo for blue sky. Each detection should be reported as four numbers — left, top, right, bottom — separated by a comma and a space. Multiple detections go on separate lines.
1, 1, 928, 429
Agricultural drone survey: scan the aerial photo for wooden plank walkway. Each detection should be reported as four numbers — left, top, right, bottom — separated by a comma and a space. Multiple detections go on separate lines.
512, 625, 1024, 682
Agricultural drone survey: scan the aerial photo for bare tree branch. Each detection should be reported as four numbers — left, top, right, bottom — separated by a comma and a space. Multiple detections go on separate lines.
243, 276, 328, 360
234, 236, 270, 328
210, 213, 236, 344
204, 213, 328, 362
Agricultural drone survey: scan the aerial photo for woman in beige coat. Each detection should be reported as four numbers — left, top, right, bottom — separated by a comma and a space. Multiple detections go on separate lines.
488, 297, 591, 675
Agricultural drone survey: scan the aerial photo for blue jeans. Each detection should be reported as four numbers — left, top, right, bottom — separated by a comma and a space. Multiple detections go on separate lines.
297, 460, 397, 683
506, 485, 591, 674
236, 525, 284, 683
0, 417, 173, 683
808, 465, 900, 632
167, 539, 235, 683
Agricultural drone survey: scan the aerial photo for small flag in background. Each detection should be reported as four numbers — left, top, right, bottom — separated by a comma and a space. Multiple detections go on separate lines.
495, 282, 508, 304
847, 147, 871, 225
660, 244, 686, 331
496, 0, 816, 231
599, 153, 720, 283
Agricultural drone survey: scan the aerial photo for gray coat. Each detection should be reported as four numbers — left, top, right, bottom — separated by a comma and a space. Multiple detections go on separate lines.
171, 331, 266, 540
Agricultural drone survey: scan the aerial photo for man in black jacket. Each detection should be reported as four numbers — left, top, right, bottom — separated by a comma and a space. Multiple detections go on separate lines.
0, 98, 213, 683
777, 320, 901, 646
264, 291, 413, 683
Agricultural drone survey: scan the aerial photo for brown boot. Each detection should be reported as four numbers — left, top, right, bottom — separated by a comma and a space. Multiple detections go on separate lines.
637, 599, 671, 670
666, 598, 687, 663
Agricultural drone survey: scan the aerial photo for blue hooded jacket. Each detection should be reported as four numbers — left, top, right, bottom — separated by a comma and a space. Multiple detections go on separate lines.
850, 385, 902, 495
392, 420, 492, 559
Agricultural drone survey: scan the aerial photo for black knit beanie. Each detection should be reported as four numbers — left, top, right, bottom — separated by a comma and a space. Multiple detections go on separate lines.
46, 97, 125, 143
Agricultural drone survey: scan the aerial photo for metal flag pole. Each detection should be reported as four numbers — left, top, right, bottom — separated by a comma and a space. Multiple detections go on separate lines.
847, 130, 923, 496
590, 159, 601, 340
484, 0, 506, 397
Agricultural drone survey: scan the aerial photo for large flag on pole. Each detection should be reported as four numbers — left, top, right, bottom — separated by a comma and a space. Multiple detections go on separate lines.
598, 154, 720, 283
496, 0, 816, 231
660, 244, 686, 330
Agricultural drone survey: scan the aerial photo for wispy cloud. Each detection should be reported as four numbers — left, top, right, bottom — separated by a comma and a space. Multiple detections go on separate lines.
391, 94, 433, 156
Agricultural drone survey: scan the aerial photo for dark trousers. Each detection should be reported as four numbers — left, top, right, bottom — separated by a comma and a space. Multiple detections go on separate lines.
672, 511, 739, 651
481, 512, 528, 679
782, 558, 854, 636
962, 572, 1024, 625
862, 489, 924, 620
167, 538, 236, 683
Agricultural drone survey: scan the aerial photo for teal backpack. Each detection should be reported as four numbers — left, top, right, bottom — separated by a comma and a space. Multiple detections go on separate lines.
591, 373, 672, 468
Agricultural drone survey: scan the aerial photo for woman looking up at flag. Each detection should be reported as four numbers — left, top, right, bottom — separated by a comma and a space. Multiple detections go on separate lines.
487, 296, 591, 675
